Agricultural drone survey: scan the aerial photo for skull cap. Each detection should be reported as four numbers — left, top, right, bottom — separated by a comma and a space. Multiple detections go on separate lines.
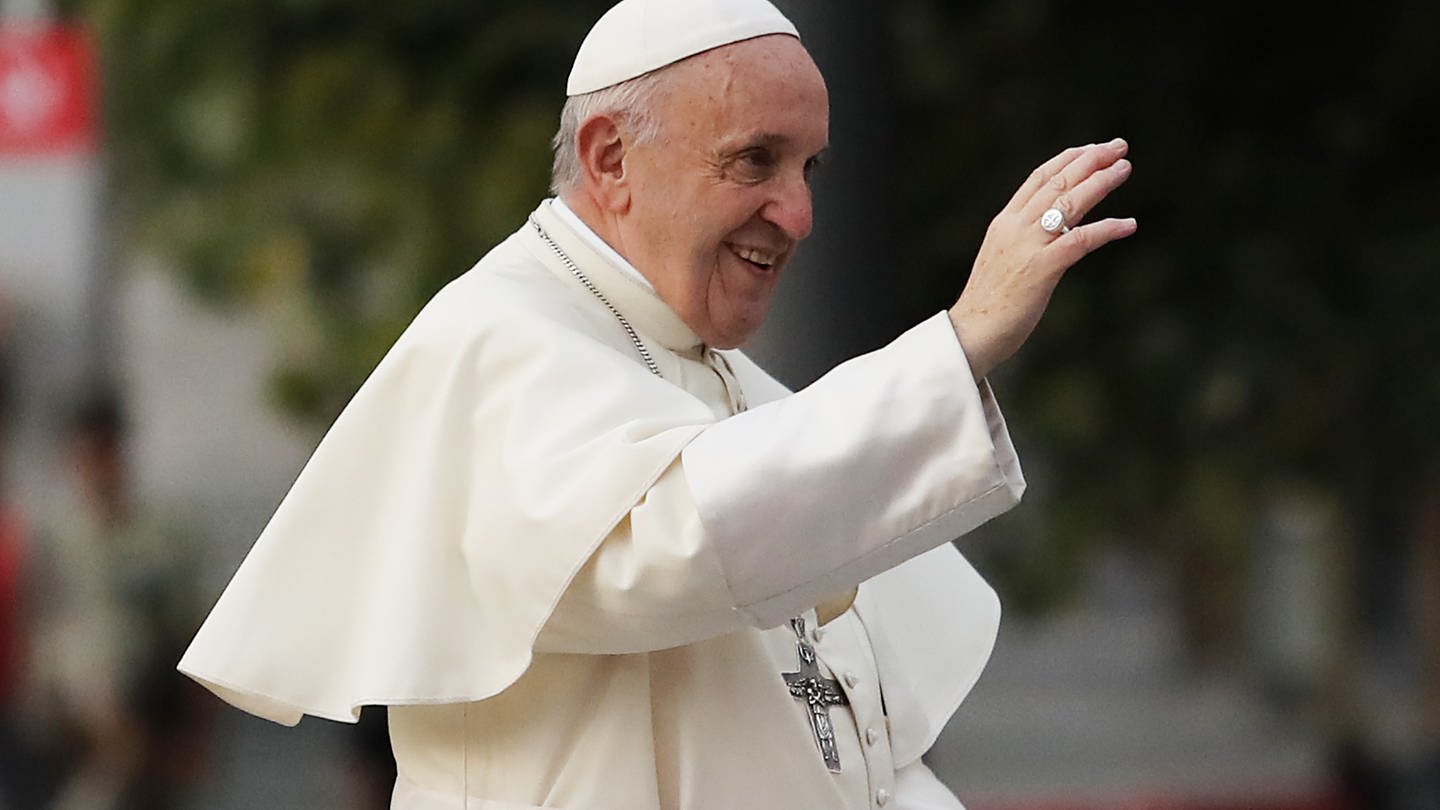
566, 0, 800, 96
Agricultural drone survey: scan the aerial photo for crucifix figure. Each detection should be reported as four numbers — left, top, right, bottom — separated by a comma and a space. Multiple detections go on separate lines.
782, 616, 849, 772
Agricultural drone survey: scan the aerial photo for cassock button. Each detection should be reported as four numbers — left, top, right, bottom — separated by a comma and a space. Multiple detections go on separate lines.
844, 671, 860, 689
875, 787, 891, 806
865, 726, 881, 746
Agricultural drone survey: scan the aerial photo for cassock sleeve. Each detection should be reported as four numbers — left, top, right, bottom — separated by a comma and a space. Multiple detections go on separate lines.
684, 311, 1024, 628
537, 311, 1022, 652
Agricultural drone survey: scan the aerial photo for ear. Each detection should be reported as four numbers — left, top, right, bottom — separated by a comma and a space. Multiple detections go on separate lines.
575, 113, 632, 214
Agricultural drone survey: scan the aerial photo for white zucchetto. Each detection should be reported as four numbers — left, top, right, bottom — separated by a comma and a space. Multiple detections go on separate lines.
566, 0, 800, 96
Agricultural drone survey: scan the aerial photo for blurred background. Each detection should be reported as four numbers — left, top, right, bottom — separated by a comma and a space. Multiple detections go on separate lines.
0, 0, 1435, 808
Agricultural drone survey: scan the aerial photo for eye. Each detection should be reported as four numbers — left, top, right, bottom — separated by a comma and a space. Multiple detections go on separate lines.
726, 148, 777, 183
742, 148, 776, 169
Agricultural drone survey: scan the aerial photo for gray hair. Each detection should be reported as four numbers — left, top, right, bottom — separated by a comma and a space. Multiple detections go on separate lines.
549, 69, 672, 197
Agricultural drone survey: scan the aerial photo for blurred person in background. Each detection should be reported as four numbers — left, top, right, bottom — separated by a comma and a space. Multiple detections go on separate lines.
178, 0, 1135, 807
0, 308, 51, 810
25, 391, 210, 810
0, 426, 30, 807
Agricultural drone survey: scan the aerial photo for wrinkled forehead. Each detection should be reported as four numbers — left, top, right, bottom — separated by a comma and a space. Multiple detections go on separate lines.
660, 36, 829, 127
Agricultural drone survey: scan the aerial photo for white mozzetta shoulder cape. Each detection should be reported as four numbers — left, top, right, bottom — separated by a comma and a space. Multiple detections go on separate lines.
180, 201, 1026, 752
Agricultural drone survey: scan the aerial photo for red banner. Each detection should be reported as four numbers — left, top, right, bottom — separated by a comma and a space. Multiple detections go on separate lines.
0, 23, 98, 156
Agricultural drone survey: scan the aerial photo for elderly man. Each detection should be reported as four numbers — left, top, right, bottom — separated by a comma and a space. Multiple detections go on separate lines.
180, 1, 1136, 808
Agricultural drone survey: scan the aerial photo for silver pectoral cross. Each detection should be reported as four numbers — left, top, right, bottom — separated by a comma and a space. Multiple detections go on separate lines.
782, 616, 849, 772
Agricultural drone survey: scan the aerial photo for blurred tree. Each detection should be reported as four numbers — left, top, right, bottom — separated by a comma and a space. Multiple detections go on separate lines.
66, 0, 614, 422
892, 0, 1437, 591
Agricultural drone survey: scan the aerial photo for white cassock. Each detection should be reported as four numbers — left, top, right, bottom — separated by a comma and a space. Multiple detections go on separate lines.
179, 199, 1026, 810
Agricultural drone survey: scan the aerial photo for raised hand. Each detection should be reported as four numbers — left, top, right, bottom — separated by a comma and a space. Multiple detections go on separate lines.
948, 139, 1137, 379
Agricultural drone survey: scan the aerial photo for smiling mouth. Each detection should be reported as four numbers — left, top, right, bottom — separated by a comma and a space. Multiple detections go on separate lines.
728, 243, 781, 272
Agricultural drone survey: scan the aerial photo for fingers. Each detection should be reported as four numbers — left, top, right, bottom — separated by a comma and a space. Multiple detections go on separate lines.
1003, 145, 1086, 213
1047, 216, 1139, 266
1006, 138, 1130, 222
1041, 159, 1132, 239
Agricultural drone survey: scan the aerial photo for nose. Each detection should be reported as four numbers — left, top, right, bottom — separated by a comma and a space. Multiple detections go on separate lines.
762, 170, 814, 242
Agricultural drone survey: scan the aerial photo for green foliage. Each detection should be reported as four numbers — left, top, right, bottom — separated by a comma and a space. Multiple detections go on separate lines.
71, 0, 613, 422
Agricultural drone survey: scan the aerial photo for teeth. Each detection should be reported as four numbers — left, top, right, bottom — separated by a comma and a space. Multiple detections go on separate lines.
731, 245, 778, 267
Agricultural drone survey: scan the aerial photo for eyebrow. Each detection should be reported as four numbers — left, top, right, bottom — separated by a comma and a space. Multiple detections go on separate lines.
726, 132, 831, 161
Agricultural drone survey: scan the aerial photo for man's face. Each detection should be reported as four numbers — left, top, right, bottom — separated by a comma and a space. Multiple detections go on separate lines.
617, 35, 829, 349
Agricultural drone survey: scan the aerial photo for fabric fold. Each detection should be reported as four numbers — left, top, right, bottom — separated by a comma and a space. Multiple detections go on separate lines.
180, 220, 716, 725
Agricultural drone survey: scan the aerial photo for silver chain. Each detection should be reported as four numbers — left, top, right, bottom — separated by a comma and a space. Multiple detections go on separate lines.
530, 216, 662, 378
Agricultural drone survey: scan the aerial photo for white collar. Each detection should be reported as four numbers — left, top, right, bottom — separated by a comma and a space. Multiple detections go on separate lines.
551, 198, 654, 291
